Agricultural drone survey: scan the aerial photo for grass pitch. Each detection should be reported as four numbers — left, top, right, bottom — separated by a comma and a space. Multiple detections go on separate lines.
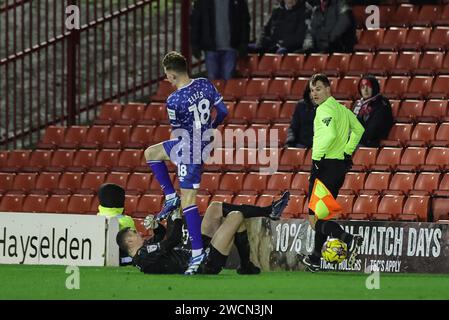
1, 264, 448, 300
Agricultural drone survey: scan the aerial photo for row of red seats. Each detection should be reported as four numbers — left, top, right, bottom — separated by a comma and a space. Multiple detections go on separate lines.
1, 191, 447, 223
93, 99, 449, 127
1, 145, 448, 173
153, 75, 449, 103
352, 4, 449, 28
1, 169, 448, 198
239, 51, 449, 79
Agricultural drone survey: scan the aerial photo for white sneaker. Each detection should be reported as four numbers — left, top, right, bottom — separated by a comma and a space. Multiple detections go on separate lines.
184, 252, 206, 275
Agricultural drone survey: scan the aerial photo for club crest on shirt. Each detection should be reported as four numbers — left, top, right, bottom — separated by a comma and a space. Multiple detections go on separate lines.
322, 117, 332, 126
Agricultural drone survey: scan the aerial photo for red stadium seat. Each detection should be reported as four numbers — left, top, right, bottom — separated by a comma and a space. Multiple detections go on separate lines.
390, 100, 401, 117
412, 172, 441, 195
102, 125, 132, 149
78, 172, 107, 193
105, 172, 130, 189
211, 80, 226, 95
200, 172, 221, 194
400, 195, 430, 222
0, 193, 26, 212
429, 75, 449, 99
416, 5, 441, 26
34, 172, 61, 193
139, 103, 167, 124
115, 149, 146, 171
255, 101, 282, 122
437, 173, 449, 194
286, 78, 310, 100
22, 194, 48, 213
279, 148, 306, 171
37, 126, 66, 149
291, 172, 309, 194
117, 103, 146, 125
210, 193, 234, 204
256, 194, 274, 207
440, 52, 449, 74
347, 52, 374, 76
151, 80, 175, 102
45, 194, 70, 213
386, 172, 416, 195
404, 76, 434, 99
275, 54, 306, 77
383, 76, 410, 99
262, 78, 293, 101
23, 150, 53, 172
232, 194, 258, 206
123, 194, 140, 215
267, 172, 294, 192
59, 126, 88, 149
408, 123, 437, 147
361, 172, 391, 195
126, 125, 156, 149
4, 150, 31, 172
424, 26, 449, 51
94, 102, 123, 125
334, 76, 360, 100
283, 194, 306, 219
348, 194, 380, 220
92, 149, 120, 171
422, 147, 449, 171
0, 151, 7, 168
57, 172, 84, 193
252, 54, 283, 77
218, 172, 245, 194
354, 29, 385, 51
432, 198, 449, 222
373, 194, 404, 221
352, 147, 378, 171
242, 78, 270, 100
368, 52, 398, 76
378, 28, 408, 51
0, 173, 15, 193
397, 147, 427, 172
280, 101, 297, 119
151, 125, 172, 145
80, 125, 110, 149
270, 124, 289, 147
416, 51, 444, 75
299, 54, 328, 76
390, 52, 421, 76
381, 123, 413, 147
341, 172, 366, 195
231, 101, 258, 124
372, 147, 402, 171
324, 53, 351, 76
401, 27, 431, 50
397, 100, 424, 122
389, 4, 420, 27
67, 194, 94, 214
236, 54, 259, 77
69, 149, 98, 171
223, 79, 248, 101
336, 194, 355, 218
127, 173, 152, 194
431, 123, 449, 147
11, 173, 38, 193
243, 173, 269, 194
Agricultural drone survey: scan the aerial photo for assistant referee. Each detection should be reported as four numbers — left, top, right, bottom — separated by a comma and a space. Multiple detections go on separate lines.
302, 73, 365, 272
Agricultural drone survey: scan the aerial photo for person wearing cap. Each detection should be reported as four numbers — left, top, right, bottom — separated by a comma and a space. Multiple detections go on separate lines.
352, 75, 394, 147
97, 183, 136, 265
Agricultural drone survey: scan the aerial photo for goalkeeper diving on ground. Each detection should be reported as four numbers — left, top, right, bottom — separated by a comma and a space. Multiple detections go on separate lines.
116, 191, 290, 275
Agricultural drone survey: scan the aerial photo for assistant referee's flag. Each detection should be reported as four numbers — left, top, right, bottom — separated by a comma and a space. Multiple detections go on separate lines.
308, 178, 342, 220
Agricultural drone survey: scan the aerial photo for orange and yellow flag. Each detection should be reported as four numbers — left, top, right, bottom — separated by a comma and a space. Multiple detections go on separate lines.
308, 178, 342, 220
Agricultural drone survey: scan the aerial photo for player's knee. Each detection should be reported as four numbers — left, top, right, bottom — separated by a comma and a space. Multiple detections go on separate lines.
144, 146, 153, 160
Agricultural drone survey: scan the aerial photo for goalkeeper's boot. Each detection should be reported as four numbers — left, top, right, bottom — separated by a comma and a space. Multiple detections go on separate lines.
237, 261, 261, 275
156, 194, 180, 221
184, 252, 207, 275
347, 234, 364, 268
269, 191, 290, 220
301, 255, 320, 273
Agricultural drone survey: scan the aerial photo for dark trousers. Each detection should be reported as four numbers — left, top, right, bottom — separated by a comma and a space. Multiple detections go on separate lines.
308, 159, 348, 262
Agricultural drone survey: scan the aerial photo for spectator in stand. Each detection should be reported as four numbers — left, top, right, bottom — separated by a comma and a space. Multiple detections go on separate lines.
253, 0, 310, 54
308, 0, 357, 53
285, 85, 317, 148
352, 75, 394, 148
190, 0, 250, 80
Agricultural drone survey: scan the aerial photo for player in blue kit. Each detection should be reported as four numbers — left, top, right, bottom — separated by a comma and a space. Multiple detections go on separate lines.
144, 51, 228, 275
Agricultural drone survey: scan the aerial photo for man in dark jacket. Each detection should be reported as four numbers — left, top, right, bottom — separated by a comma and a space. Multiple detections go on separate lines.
352, 75, 394, 147
285, 85, 317, 148
190, 0, 250, 80
257, 0, 309, 54
309, 0, 357, 53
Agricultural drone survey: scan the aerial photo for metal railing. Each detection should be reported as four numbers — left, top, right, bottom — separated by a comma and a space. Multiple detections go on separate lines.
0, 0, 274, 150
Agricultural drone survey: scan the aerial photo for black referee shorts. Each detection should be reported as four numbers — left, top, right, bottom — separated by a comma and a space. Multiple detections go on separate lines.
308, 159, 347, 202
